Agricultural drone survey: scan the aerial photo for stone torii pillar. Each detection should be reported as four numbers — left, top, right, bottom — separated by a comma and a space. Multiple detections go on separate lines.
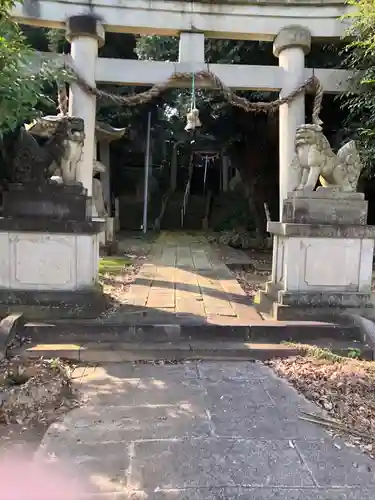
66, 14, 105, 214
273, 25, 311, 218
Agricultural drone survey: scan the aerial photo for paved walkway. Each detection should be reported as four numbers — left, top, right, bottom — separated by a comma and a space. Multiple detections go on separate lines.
36, 361, 375, 499
110, 232, 261, 325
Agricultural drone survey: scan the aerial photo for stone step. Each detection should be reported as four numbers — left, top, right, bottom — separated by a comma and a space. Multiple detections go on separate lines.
3, 311, 370, 362
22, 317, 362, 344
13, 337, 373, 363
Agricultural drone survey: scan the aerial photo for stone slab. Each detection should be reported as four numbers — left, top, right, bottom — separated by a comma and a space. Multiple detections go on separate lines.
268, 222, 375, 238
287, 188, 365, 200
282, 197, 368, 225
58, 489, 375, 500
277, 290, 373, 308
254, 289, 374, 323
3, 182, 88, 221
26, 323, 252, 342
295, 439, 375, 487
128, 438, 316, 489
27, 336, 372, 363
18, 340, 311, 363
34, 361, 375, 499
19, 321, 373, 361
47, 405, 212, 442
210, 406, 327, 440
208, 379, 272, 407
0, 289, 106, 320
0, 217, 105, 234
197, 360, 270, 380
25, 317, 362, 343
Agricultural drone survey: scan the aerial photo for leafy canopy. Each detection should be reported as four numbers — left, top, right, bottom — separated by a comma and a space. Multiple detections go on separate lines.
0, 0, 55, 134
342, 0, 375, 171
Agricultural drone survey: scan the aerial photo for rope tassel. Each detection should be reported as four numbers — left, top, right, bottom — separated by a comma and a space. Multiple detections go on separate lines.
185, 108, 201, 132
185, 72, 202, 132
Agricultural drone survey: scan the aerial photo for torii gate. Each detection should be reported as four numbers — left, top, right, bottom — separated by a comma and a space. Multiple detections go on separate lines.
6, 0, 371, 325
14, 0, 353, 219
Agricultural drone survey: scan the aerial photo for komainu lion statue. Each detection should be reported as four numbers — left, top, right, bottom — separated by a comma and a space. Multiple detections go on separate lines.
291, 124, 363, 192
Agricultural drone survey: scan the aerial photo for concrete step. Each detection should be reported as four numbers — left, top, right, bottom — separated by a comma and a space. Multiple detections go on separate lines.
21, 316, 362, 344
13, 337, 373, 363
3, 313, 371, 362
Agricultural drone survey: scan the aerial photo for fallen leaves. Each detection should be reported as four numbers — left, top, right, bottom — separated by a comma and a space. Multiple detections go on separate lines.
0, 357, 78, 449
232, 268, 265, 297
269, 356, 375, 456
221, 249, 272, 298
206, 230, 272, 250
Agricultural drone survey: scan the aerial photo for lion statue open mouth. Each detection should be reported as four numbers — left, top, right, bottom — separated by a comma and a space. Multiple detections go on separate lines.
291, 123, 363, 193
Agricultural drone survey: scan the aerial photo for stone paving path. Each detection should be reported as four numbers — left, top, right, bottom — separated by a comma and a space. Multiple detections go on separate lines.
112, 232, 261, 325
36, 361, 375, 499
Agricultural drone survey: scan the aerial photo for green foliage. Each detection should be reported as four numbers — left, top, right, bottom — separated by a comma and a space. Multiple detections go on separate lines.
342, 0, 375, 172
281, 342, 356, 363
46, 28, 66, 51
205, 39, 274, 66
0, 0, 55, 134
136, 36, 179, 62
0, 0, 16, 12
347, 347, 362, 359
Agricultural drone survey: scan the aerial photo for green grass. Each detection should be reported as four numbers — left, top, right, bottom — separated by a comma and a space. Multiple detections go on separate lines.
281, 341, 364, 363
99, 257, 132, 276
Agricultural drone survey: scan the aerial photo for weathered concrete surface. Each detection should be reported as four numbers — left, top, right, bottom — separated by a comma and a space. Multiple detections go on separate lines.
36, 361, 375, 499
12, 0, 352, 40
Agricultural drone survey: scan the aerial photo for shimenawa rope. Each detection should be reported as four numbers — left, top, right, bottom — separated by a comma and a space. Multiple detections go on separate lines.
46, 46, 324, 125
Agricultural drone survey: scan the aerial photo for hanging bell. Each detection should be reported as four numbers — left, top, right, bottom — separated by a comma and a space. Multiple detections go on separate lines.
185, 108, 202, 132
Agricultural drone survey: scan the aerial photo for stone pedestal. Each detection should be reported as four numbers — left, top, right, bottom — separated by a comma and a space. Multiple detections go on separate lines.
3, 183, 88, 221
0, 217, 106, 319
255, 188, 375, 320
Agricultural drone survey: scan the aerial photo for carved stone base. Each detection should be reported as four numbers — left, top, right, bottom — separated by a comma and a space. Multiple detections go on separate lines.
254, 283, 374, 321
0, 289, 107, 320
270, 230, 374, 293
3, 183, 88, 221
258, 222, 375, 320
261, 189, 375, 321
283, 189, 368, 225
0, 218, 106, 319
